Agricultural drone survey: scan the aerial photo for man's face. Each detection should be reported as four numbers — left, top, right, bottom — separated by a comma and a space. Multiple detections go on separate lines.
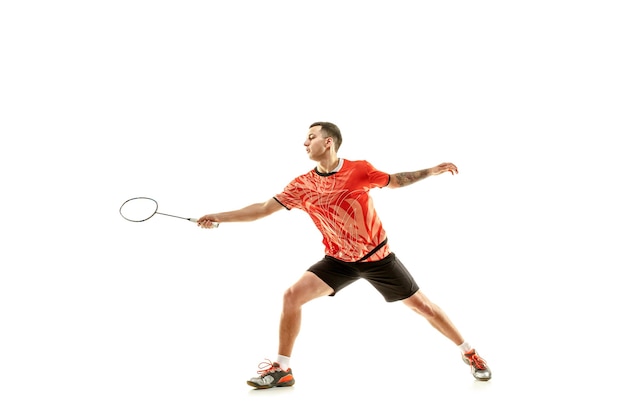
304, 126, 331, 160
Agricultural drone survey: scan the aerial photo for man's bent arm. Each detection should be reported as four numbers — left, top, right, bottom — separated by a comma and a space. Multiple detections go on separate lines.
388, 162, 458, 189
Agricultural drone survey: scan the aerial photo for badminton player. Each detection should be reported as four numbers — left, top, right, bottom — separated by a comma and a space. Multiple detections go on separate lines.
197, 122, 492, 388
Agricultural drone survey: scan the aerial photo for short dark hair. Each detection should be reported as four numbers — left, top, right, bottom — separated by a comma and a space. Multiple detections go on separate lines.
310, 121, 342, 151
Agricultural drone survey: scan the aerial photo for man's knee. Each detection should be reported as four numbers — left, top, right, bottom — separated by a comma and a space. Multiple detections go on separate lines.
282, 272, 333, 309
282, 286, 301, 309
404, 292, 436, 318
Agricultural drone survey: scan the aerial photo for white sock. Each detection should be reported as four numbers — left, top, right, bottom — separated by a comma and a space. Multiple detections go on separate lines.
458, 342, 473, 353
276, 354, 291, 370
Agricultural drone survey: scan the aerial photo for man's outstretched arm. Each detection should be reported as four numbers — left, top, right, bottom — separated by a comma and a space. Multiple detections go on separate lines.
388, 162, 458, 189
197, 197, 284, 229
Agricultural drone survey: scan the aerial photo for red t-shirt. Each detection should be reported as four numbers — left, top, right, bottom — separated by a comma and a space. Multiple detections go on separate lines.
274, 159, 391, 262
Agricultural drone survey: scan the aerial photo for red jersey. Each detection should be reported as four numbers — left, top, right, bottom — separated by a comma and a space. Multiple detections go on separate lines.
274, 159, 391, 262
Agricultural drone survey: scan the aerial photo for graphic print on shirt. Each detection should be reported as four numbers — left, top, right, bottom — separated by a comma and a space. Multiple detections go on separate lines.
275, 159, 390, 262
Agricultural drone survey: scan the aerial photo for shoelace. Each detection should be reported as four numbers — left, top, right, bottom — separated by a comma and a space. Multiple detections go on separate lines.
466, 351, 487, 370
256, 359, 280, 376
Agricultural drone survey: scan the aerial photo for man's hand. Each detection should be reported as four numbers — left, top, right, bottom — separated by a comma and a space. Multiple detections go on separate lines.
431, 162, 458, 176
197, 216, 219, 229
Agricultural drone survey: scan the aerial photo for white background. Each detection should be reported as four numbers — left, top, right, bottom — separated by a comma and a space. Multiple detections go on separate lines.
1, 1, 625, 416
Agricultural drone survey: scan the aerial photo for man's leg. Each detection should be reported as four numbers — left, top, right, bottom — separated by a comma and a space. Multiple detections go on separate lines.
279, 271, 334, 357
247, 271, 333, 389
402, 290, 464, 344
402, 290, 491, 381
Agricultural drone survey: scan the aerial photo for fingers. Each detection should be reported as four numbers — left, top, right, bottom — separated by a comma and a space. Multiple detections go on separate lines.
197, 217, 219, 229
441, 162, 458, 175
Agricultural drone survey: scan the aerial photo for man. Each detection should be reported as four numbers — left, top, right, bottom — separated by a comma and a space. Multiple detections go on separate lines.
197, 122, 491, 388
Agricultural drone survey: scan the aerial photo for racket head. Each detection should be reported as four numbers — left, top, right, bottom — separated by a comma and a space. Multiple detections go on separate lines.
119, 197, 159, 222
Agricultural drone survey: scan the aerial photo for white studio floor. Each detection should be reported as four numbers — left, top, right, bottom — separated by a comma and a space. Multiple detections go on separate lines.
2, 222, 624, 416
2, 1, 625, 416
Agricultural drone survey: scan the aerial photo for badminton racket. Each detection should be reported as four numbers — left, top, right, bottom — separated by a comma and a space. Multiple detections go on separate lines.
119, 196, 219, 227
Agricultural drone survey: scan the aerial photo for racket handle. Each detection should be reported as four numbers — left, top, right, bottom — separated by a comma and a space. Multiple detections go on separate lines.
190, 218, 220, 228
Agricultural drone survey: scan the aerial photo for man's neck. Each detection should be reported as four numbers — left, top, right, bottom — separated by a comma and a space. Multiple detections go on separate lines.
317, 156, 340, 174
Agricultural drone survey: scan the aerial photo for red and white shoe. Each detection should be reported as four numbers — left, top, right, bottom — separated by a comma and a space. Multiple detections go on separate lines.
247, 359, 295, 389
462, 349, 492, 381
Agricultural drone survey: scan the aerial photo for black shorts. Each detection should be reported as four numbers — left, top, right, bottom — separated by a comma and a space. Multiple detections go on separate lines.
307, 252, 419, 302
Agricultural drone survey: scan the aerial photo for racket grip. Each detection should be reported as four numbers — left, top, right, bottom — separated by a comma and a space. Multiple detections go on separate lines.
190, 218, 220, 228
